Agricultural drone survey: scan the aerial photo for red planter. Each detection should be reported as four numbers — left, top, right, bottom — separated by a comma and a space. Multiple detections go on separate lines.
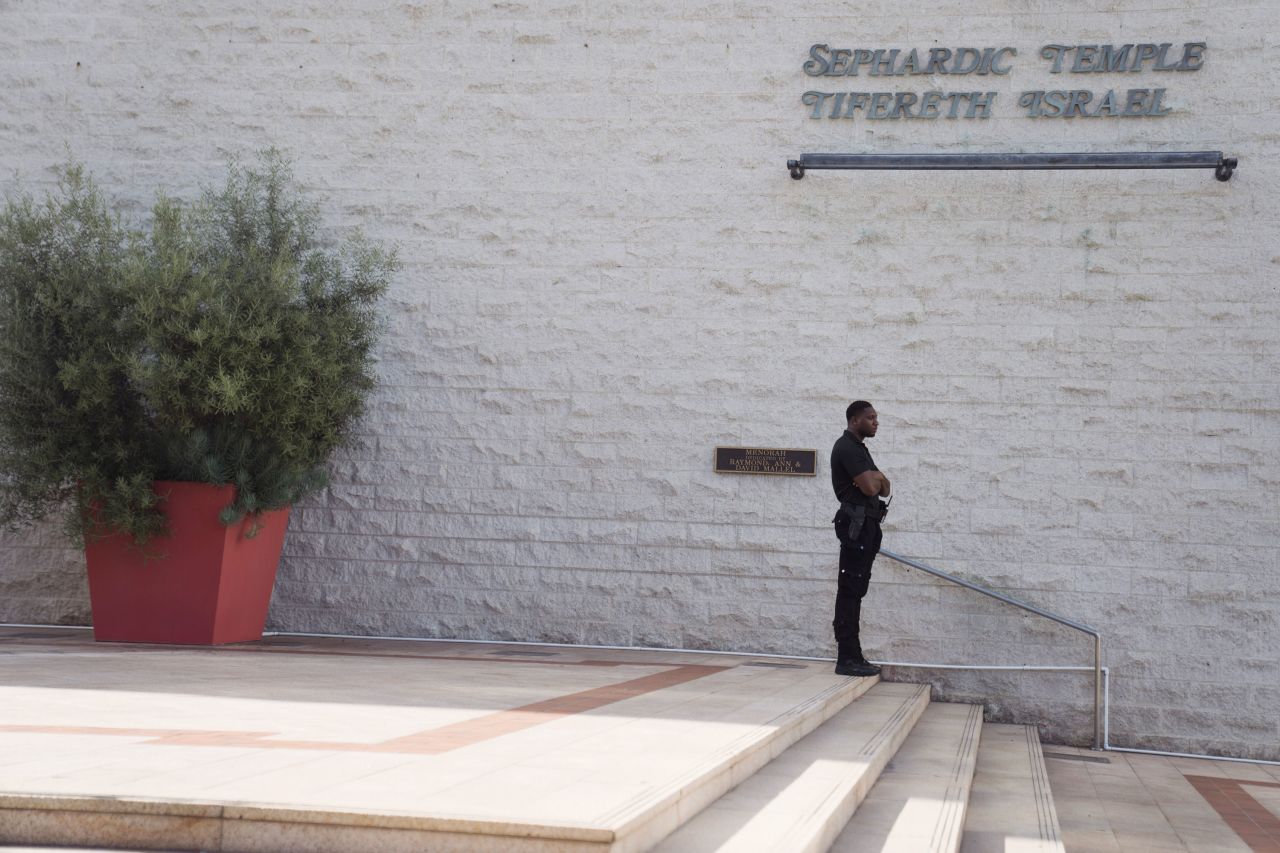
84, 481, 291, 645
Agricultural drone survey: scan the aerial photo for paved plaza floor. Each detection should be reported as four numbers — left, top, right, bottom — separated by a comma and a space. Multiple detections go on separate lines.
1044, 745, 1280, 852
0, 626, 870, 851
1, 626, 1277, 852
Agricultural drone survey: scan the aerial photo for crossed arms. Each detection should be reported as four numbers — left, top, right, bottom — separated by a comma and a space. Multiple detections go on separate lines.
853, 470, 891, 498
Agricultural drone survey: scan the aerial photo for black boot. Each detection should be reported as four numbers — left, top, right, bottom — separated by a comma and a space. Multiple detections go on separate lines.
834, 658, 880, 677
834, 644, 880, 676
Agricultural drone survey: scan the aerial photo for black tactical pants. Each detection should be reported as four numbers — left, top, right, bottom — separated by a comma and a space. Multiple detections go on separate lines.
833, 513, 882, 660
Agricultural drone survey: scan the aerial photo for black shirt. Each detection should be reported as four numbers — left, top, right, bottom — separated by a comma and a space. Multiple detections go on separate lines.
830, 430, 879, 510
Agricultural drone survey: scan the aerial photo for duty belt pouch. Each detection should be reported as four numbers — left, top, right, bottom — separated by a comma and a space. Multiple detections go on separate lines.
874, 496, 890, 522
840, 502, 867, 529
834, 502, 866, 546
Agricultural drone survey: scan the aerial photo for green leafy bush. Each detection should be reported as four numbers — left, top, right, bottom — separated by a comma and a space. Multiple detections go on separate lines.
0, 152, 397, 544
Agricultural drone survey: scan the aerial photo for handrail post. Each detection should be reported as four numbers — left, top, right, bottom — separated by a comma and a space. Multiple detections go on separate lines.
1094, 634, 1103, 750
878, 548, 1105, 752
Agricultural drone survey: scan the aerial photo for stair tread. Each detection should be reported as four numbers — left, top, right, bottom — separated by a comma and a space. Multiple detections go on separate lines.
650, 681, 930, 853
0, 644, 886, 853
828, 701, 984, 853
959, 723, 1066, 853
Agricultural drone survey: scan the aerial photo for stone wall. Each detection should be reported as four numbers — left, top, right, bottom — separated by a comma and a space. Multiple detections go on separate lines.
1, 0, 1276, 758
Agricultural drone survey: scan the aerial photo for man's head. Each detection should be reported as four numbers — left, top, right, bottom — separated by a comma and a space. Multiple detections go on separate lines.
846, 400, 878, 439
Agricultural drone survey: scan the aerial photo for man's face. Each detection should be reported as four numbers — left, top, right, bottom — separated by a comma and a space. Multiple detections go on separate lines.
850, 408, 878, 439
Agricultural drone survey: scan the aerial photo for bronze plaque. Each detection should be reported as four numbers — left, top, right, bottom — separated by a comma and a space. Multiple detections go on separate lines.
714, 447, 817, 477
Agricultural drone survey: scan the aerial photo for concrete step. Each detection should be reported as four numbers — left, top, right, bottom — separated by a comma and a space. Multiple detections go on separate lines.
828, 701, 983, 853
649, 681, 931, 853
959, 723, 1066, 853
602, 667, 883, 852
0, 637, 883, 853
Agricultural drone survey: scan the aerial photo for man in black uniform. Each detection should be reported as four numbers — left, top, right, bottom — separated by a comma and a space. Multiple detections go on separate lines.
830, 400, 890, 677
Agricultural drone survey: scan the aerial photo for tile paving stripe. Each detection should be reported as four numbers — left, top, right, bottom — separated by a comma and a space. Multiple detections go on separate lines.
0, 662, 729, 756
859, 683, 929, 758
1185, 774, 1280, 852
931, 704, 983, 850
1026, 723, 1063, 845
378, 663, 727, 753
1042, 751, 1112, 763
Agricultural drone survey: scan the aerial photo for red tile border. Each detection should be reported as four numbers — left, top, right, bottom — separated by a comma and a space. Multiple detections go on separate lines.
1185, 774, 1280, 852
0, 661, 730, 755
377, 663, 726, 753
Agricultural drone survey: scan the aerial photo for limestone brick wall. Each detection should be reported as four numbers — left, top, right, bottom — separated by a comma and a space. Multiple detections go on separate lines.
0, 0, 1276, 758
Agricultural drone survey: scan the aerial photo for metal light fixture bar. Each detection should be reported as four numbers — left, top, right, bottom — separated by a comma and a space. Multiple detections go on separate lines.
787, 151, 1238, 181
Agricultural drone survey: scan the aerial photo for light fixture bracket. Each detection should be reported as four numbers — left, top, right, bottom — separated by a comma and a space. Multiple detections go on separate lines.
786, 151, 1237, 181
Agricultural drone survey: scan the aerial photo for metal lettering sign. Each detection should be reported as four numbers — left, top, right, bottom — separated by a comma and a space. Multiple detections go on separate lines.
714, 447, 817, 477
800, 41, 1206, 121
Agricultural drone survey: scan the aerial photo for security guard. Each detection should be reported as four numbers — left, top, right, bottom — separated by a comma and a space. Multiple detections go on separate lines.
830, 400, 890, 677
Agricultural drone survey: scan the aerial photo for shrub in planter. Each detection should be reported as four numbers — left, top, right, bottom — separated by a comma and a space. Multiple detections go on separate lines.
0, 152, 397, 643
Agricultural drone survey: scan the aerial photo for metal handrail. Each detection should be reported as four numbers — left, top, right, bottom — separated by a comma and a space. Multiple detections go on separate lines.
786, 151, 1239, 182
879, 547, 1104, 750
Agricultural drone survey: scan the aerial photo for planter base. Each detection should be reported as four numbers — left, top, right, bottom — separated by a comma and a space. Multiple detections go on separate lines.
84, 482, 290, 645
